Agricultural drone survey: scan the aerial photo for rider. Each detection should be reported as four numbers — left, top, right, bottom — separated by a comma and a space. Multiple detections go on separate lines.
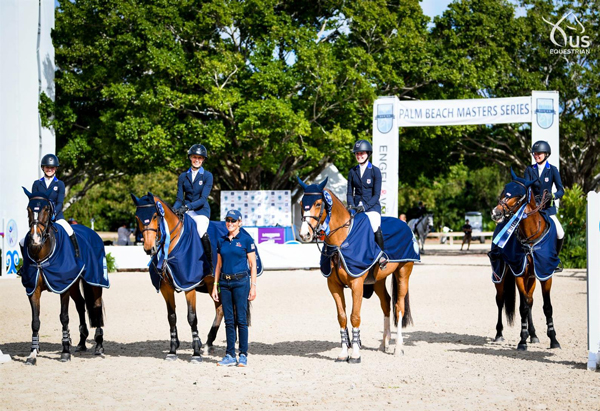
346, 139, 387, 269
173, 144, 214, 270
523, 140, 565, 257
23, 154, 80, 257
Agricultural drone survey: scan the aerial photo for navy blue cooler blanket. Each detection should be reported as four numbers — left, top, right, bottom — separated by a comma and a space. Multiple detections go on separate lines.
21, 224, 109, 295
149, 218, 263, 292
489, 216, 559, 283
321, 214, 420, 278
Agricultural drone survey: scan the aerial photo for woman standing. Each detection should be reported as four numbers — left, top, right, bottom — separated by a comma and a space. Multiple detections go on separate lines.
211, 210, 257, 367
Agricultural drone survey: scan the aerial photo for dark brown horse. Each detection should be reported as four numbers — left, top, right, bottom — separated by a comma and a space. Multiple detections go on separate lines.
22, 188, 105, 365
491, 171, 560, 350
298, 178, 415, 362
131, 193, 222, 362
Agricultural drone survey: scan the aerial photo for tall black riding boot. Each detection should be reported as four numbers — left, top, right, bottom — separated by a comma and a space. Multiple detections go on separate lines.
70, 234, 80, 258
554, 237, 565, 272
201, 233, 214, 274
374, 228, 387, 270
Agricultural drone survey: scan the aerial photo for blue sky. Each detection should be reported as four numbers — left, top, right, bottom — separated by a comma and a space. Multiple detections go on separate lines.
420, 0, 454, 20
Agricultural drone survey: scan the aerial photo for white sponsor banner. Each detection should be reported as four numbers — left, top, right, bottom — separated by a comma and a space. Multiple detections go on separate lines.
220, 190, 291, 226
397, 96, 531, 127
587, 191, 600, 371
372, 96, 400, 218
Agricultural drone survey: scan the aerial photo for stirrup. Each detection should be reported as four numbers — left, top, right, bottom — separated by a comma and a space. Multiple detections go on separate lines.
378, 255, 388, 270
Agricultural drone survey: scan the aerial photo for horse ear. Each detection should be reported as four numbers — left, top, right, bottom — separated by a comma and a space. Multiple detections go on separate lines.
317, 177, 328, 191
296, 176, 308, 191
23, 187, 33, 199
130, 193, 140, 206
147, 191, 154, 199
510, 168, 518, 181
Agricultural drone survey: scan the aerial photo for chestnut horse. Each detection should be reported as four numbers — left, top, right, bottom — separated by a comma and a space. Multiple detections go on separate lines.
22, 188, 105, 365
491, 171, 560, 350
298, 178, 415, 363
131, 193, 222, 362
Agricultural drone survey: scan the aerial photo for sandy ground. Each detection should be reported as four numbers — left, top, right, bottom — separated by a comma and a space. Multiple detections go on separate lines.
0, 250, 598, 410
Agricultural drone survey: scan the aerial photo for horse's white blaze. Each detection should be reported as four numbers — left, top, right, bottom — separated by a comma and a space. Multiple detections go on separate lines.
299, 211, 312, 240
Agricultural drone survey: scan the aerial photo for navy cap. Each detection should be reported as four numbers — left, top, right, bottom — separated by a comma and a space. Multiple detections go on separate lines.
226, 209, 242, 221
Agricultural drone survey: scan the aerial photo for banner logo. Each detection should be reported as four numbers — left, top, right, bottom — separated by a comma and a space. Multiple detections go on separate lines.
543, 12, 591, 56
7, 219, 18, 248
376, 104, 394, 134
535, 98, 555, 129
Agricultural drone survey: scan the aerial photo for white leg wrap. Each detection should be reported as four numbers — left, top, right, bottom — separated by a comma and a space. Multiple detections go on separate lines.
380, 316, 391, 351
351, 328, 361, 359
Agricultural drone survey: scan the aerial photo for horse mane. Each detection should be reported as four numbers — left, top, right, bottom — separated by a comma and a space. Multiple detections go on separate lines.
325, 188, 349, 215
152, 195, 177, 215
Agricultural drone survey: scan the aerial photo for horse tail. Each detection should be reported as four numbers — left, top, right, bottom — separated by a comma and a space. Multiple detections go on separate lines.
392, 276, 413, 328
83, 281, 104, 328
402, 291, 413, 328
504, 269, 516, 326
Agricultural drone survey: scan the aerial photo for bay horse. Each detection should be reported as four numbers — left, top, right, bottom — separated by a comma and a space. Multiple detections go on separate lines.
22, 188, 106, 365
490, 170, 560, 350
298, 178, 415, 362
131, 192, 222, 362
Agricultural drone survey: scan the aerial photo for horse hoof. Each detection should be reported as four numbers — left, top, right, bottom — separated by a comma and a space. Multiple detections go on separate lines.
335, 357, 349, 363
348, 357, 361, 364
394, 348, 405, 356
550, 342, 561, 349
530, 337, 540, 344
94, 346, 105, 356
165, 354, 178, 361
206, 345, 215, 356
190, 356, 203, 364
493, 336, 504, 343
517, 344, 527, 351
75, 345, 87, 353
60, 353, 71, 362
25, 358, 37, 366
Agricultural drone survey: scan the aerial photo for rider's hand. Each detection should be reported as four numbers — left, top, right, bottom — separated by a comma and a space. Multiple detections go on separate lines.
356, 205, 365, 213
176, 205, 188, 216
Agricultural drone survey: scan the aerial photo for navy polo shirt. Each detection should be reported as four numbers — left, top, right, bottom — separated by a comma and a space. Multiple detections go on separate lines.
217, 230, 256, 275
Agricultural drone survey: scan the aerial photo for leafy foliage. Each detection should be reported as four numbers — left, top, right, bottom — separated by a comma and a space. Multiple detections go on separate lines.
105, 252, 117, 273
558, 184, 587, 269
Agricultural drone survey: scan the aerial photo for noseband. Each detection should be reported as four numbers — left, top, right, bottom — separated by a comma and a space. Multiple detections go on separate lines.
301, 192, 326, 236
28, 197, 54, 240
497, 181, 528, 219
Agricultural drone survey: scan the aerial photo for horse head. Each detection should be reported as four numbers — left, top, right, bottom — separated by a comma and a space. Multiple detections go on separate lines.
491, 169, 535, 223
297, 176, 328, 242
131, 192, 161, 255
23, 187, 55, 249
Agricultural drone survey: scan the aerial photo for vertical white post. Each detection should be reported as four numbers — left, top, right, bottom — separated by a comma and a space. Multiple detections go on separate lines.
1, 218, 6, 278
587, 191, 600, 371
372, 96, 399, 218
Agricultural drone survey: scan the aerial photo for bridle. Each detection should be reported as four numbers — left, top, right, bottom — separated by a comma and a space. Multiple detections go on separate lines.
301, 191, 353, 248
135, 200, 183, 255
497, 181, 528, 219
28, 197, 54, 241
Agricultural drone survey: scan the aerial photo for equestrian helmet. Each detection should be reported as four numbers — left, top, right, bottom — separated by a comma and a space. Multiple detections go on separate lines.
41, 154, 60, 168
352, 139, 373, 154
531, 140, 551, 156
188, 144, 208, 159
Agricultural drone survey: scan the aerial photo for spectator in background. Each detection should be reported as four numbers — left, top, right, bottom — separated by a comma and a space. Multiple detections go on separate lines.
461, 219, 472, 251
117, 223, 132, 246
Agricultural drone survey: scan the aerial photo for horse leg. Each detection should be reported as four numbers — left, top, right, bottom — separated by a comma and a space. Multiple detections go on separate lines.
25, 284, 42, 366
185, 290, 203, 363
348, 277, 365, 364
393, 262, 413, 356
373, 279, 392, 353
59, 291, 72, 362
527, 307, 540, 344
541, 278, 561, 349
494, 281, 505, 342
205, 301, 223, 355
327, 276, 350, 362
160, 281, 179, 361
91, 286, 105, 355
70, 281, 89, 353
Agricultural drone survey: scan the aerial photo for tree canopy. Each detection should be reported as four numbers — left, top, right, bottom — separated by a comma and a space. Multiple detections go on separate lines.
45, 0, 600, 214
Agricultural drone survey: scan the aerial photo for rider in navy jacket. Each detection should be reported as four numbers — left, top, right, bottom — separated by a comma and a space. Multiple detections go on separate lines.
523, 140, 565, 258
173, 144, 214, 270
347, 139, 387, 269
25, 154, 80, 257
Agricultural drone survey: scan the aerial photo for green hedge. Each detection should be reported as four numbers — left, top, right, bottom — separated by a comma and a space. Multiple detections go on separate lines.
558, 185, 587, 269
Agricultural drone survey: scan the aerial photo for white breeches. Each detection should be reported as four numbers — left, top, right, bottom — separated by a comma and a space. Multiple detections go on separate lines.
551, 215, 564, 239
365, 211, 381, 232
187, 210, 209, 238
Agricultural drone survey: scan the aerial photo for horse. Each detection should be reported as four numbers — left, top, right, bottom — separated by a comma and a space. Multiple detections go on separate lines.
131, 192, 222, 362
21, 188, 107, 365
490, 170, 560, 350
298, 177, 418, 362
408, 214, 433, 251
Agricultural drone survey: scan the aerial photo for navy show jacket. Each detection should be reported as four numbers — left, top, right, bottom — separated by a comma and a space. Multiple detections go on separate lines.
173, 167, 213, 218
523, 162, 564, 215
32, 177, 66, 220
346, 162, 382, 214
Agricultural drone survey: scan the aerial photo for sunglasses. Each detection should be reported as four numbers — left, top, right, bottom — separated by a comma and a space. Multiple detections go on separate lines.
225, 218, 238, 223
